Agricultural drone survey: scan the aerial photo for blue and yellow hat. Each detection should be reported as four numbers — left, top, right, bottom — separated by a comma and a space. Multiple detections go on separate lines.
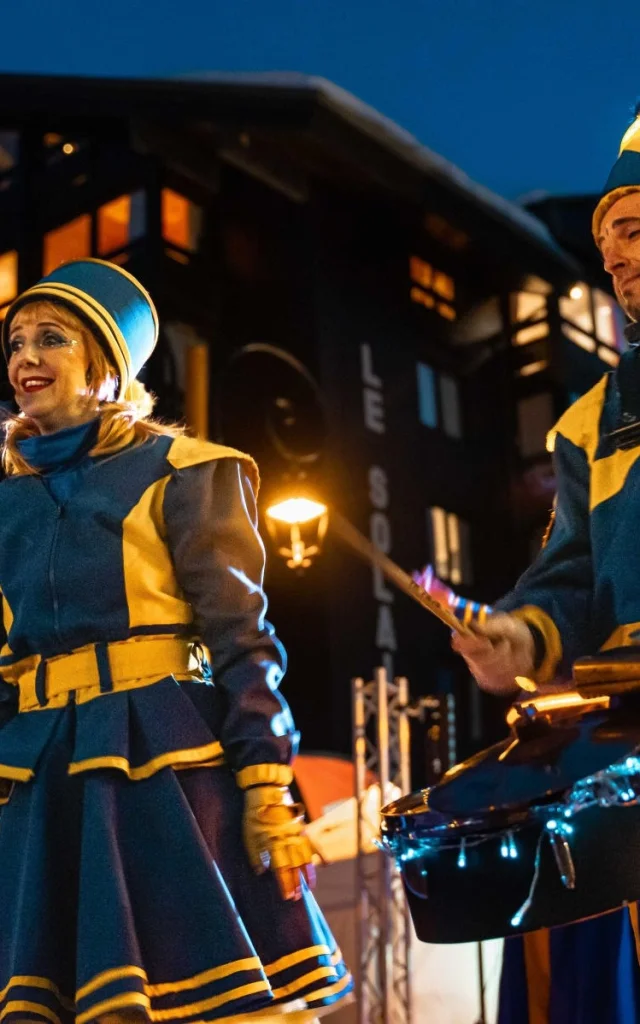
2, 258, 159, 399
593, 106, 640, 238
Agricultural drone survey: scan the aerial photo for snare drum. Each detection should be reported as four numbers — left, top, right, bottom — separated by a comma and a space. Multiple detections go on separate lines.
380, 655, 640, 943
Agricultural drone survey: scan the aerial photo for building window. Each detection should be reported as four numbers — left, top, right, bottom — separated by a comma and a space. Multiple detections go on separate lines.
561, 322, 595, 353
513, 321, 549, 346
410, 256, 455, 321
516, 359, 549, 378
428, 507, 472, 585
560, 284, 592, 334
593, 289, 626, 351
98, 191, 145, 256
417, 363, 462, 438
517, 392, 555, 458
0, 251, 18, 309
162, 189, 203, 254
598, 346, 620, 367
510, 290, 551, 370
513, 292, 547, 323
424, 212, 469, 252
43, 215, 91, 275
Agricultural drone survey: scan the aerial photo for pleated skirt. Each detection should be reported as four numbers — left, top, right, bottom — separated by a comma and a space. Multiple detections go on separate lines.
0, 708, 352, 1023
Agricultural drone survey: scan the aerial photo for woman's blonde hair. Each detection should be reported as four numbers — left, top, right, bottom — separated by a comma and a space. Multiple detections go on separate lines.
3, 300, 184, 476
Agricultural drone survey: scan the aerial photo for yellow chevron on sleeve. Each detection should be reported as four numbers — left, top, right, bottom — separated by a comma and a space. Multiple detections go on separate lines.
167, 436, 259, 493
590, 445, 640, 511
546, 374, 607, 465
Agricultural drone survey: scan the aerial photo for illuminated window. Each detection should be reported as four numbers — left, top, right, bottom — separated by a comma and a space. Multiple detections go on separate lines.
417, 363, 462, 438
593, 289, 626, 351
162, 189, 202, 252
514, 293, 547, 323
560, 284, 593, 334
410, 256, 455, 321
428, 507, 472, 585
410, 286, 435, 310
98, 191, 145, 255
513, 321, 549, 346
598, 346, 620, 367
518, 392, 555, 458
517, 360, 549, 378
561, 323, 596, 353
0, 251, 18, 306
43, 216, 91, 275
424, 213, 469, 251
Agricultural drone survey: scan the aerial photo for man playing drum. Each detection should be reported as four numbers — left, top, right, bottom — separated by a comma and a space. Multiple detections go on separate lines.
454, 107, 640, 704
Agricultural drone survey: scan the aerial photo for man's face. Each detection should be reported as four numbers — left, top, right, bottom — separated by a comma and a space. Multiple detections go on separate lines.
598, 192, 640, 320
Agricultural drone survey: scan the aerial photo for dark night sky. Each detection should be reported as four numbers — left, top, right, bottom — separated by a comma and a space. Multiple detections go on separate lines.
3, 0, 640, 201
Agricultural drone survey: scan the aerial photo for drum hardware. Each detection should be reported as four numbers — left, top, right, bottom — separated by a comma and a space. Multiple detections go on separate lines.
380, 666, 640, 943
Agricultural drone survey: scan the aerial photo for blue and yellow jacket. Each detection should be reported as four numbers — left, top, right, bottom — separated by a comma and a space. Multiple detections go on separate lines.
498, 366, 640, 684
0, 428, 295, 785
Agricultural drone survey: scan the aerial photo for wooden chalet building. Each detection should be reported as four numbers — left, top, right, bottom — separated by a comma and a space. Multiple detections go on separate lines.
0, 72, 622, 778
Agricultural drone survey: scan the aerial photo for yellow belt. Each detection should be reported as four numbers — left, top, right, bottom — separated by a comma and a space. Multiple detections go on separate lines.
1, 636, 208, 712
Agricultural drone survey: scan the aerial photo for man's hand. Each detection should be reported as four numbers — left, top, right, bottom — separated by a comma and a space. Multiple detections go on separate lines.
451, 613, 535, 695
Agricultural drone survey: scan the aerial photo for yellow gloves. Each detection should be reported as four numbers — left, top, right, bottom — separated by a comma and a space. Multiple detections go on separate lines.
236, 764, 316, 900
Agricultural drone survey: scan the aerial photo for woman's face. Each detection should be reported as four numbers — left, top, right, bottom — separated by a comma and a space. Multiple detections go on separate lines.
7, 307, 96, 434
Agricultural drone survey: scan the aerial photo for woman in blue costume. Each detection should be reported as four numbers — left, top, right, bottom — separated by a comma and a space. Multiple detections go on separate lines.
0, 258, 352, 1024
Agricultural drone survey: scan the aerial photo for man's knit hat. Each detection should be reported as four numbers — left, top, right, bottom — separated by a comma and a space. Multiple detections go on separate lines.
593, 104, 640, 239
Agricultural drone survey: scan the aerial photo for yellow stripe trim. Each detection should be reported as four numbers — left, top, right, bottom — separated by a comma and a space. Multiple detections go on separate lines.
0, 976, 74, 1012
122, 475, 193, 630
149, 980, 270, 1021
629, 904, 640, 965
523, 928, 551, 1024
600, 622, 640, 651
510, 605, 563, 685
0, 1000, 63, 1024
167, 435, 259, 494
0, 764, 33, 782
264, 945, 331, 977
68, 741, 224, 780
76, 991, 150, 1024
76, 966, 147, 1003
146, 958, 261, 997
619, 116, 640, 155
271, 967, 336, 1001
303, 970, 353, 1005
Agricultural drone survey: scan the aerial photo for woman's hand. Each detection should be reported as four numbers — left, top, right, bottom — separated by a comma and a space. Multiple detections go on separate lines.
242, 784, 316, 901
451, 613, 535, 695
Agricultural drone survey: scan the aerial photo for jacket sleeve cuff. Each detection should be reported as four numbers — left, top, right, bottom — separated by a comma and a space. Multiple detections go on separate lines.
235, 763, 294, 789
510, 605, 563, 686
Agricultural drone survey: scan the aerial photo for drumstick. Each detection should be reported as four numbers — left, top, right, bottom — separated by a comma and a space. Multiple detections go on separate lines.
330, 511, 474, 636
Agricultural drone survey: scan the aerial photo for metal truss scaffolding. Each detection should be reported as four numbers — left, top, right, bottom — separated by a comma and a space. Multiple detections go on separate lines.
352, 667, 412, 1024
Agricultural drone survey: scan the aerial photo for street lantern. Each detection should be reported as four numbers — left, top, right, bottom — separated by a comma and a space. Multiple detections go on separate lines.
265, 488, 328, 569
